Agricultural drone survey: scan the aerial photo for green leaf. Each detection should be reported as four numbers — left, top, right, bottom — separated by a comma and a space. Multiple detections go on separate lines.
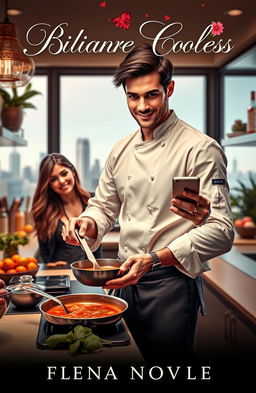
65, 331, 76, 343
45, 334, 68, 348
81, 334, 103, 353
16, 90, 41, 102
74, 325, 92, 339
22, 103, 36, 109
24, 83, 32, 93
0, 89, 11, 104
69, 340, 81, 354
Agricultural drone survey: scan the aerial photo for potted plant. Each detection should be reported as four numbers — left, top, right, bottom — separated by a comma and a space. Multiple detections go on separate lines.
0, 83, 41, 132
231, 175, 256, 238
0, 232, 29, 258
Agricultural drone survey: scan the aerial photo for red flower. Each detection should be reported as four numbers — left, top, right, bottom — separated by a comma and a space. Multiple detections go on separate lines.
112, 11, 131, 30
211, 21, 224, 36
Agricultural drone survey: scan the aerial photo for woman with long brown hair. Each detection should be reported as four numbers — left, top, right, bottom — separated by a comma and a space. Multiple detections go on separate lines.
31, 153, 102, 263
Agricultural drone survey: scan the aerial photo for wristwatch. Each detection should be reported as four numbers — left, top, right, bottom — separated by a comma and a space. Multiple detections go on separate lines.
149, 251, 161, 271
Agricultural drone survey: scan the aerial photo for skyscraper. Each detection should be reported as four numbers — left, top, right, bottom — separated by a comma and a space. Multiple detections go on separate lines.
76, 138, 91, 189
9, 148, 20, 178
90, 159, 101, 190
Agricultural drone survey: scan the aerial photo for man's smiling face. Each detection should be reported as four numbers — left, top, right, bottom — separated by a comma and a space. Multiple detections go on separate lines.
125, 71, 174, 136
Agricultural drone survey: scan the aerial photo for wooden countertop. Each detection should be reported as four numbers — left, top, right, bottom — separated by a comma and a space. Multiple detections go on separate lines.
202, 257, 256, 324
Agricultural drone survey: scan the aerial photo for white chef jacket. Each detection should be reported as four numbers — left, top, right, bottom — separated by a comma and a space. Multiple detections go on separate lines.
83, 110, 234, 278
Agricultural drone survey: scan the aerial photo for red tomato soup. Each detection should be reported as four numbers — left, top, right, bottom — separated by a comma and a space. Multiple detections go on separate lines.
84, 266, 119, 271
47, 302, 121, 318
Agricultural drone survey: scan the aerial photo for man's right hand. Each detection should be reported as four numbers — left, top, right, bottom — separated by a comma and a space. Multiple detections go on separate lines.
62, 216, 97, 246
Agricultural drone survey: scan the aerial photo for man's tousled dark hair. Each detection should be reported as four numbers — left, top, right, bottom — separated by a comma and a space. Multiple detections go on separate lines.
113, 44, 174, 91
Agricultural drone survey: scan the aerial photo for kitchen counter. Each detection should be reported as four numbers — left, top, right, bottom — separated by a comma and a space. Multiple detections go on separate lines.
0, 267, 144, 371
13, 232, 256, 324
104, 233, 256, 324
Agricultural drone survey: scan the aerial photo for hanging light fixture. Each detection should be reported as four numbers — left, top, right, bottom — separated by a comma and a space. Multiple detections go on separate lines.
0, 0, 35, 87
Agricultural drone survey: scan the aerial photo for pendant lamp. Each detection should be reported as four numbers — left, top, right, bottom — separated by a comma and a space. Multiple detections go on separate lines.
0, 0, 35, 87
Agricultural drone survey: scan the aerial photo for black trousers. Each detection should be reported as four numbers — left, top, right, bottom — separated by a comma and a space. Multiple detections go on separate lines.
116, 266, 201, 365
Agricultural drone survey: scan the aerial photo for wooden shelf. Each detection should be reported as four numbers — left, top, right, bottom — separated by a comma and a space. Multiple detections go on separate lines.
0, 126, 27, 147
221, 132, 256, 147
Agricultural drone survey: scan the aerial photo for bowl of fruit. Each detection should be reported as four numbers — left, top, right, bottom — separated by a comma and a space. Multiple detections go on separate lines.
234, 216, 256, 239
0, 254, 39, 284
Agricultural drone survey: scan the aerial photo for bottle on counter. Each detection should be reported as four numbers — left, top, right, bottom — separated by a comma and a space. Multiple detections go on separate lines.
247, 91, 256, 133
14, 207, 24, 232
0, 207, 8, 233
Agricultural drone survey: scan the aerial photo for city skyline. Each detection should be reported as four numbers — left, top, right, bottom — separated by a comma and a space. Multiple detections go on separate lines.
0, 138, 103, 205
0, 139, 255, 208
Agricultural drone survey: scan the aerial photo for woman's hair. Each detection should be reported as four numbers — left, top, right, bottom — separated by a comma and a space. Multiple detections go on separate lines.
113, 44, 174, 91
31, 153, 91, 242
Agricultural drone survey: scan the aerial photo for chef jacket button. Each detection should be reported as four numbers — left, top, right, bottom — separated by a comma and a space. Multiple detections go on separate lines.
142, 247, 146, 253
128, 214, 131, 221
161, 142, 165, 147
128, 175, 131, 180
124, 247, 128, 252
150, 176, 154, 181
148, 206, 153, 214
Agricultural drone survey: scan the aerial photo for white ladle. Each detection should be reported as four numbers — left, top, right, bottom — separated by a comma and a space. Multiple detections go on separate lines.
74, 228, 101, 270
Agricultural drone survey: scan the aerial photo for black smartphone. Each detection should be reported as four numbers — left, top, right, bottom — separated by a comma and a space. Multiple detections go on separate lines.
172, 177, 200, 204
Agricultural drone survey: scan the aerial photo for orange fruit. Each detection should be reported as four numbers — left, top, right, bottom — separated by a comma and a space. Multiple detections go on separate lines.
0, 261, 3, 269
3, 258, 15, 271
23, 224, 34, 233
15, 265, 27, 272
15, 231, 27, 238
6, 269, 17, 274
11, 254, 21, 263
0, 269, 5, 274
26, 256, 37, 264
27, 262, 37, 271
16, 257, 28, 267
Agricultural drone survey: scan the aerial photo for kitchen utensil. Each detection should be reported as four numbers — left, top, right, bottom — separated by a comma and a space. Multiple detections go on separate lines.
39, 292, 128, 325
7, 275, 45, 308
71, 258, 123, 287
23, 286, 71, 314
74, 228, 101, 269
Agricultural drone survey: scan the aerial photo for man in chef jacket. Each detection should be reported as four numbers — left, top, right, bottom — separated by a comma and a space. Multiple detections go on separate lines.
63, 44, 234, 364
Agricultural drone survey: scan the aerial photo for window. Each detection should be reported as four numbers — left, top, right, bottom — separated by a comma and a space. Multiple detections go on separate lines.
0, 76, 47, 204
60, 75, 206, 191
171, 76, 206, 132
224, 75, 256, 192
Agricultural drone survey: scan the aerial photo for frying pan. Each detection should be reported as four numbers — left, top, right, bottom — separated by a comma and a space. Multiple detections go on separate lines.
39, 292, 128, 326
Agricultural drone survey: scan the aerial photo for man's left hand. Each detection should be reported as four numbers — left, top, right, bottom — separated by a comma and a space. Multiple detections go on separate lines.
104, 253, 152, 289
170, 191, 210, 226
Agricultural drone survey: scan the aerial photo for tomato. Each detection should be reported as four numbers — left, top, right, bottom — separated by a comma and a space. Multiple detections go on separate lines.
242, 216, 254, 224
234, 219, 244, 227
